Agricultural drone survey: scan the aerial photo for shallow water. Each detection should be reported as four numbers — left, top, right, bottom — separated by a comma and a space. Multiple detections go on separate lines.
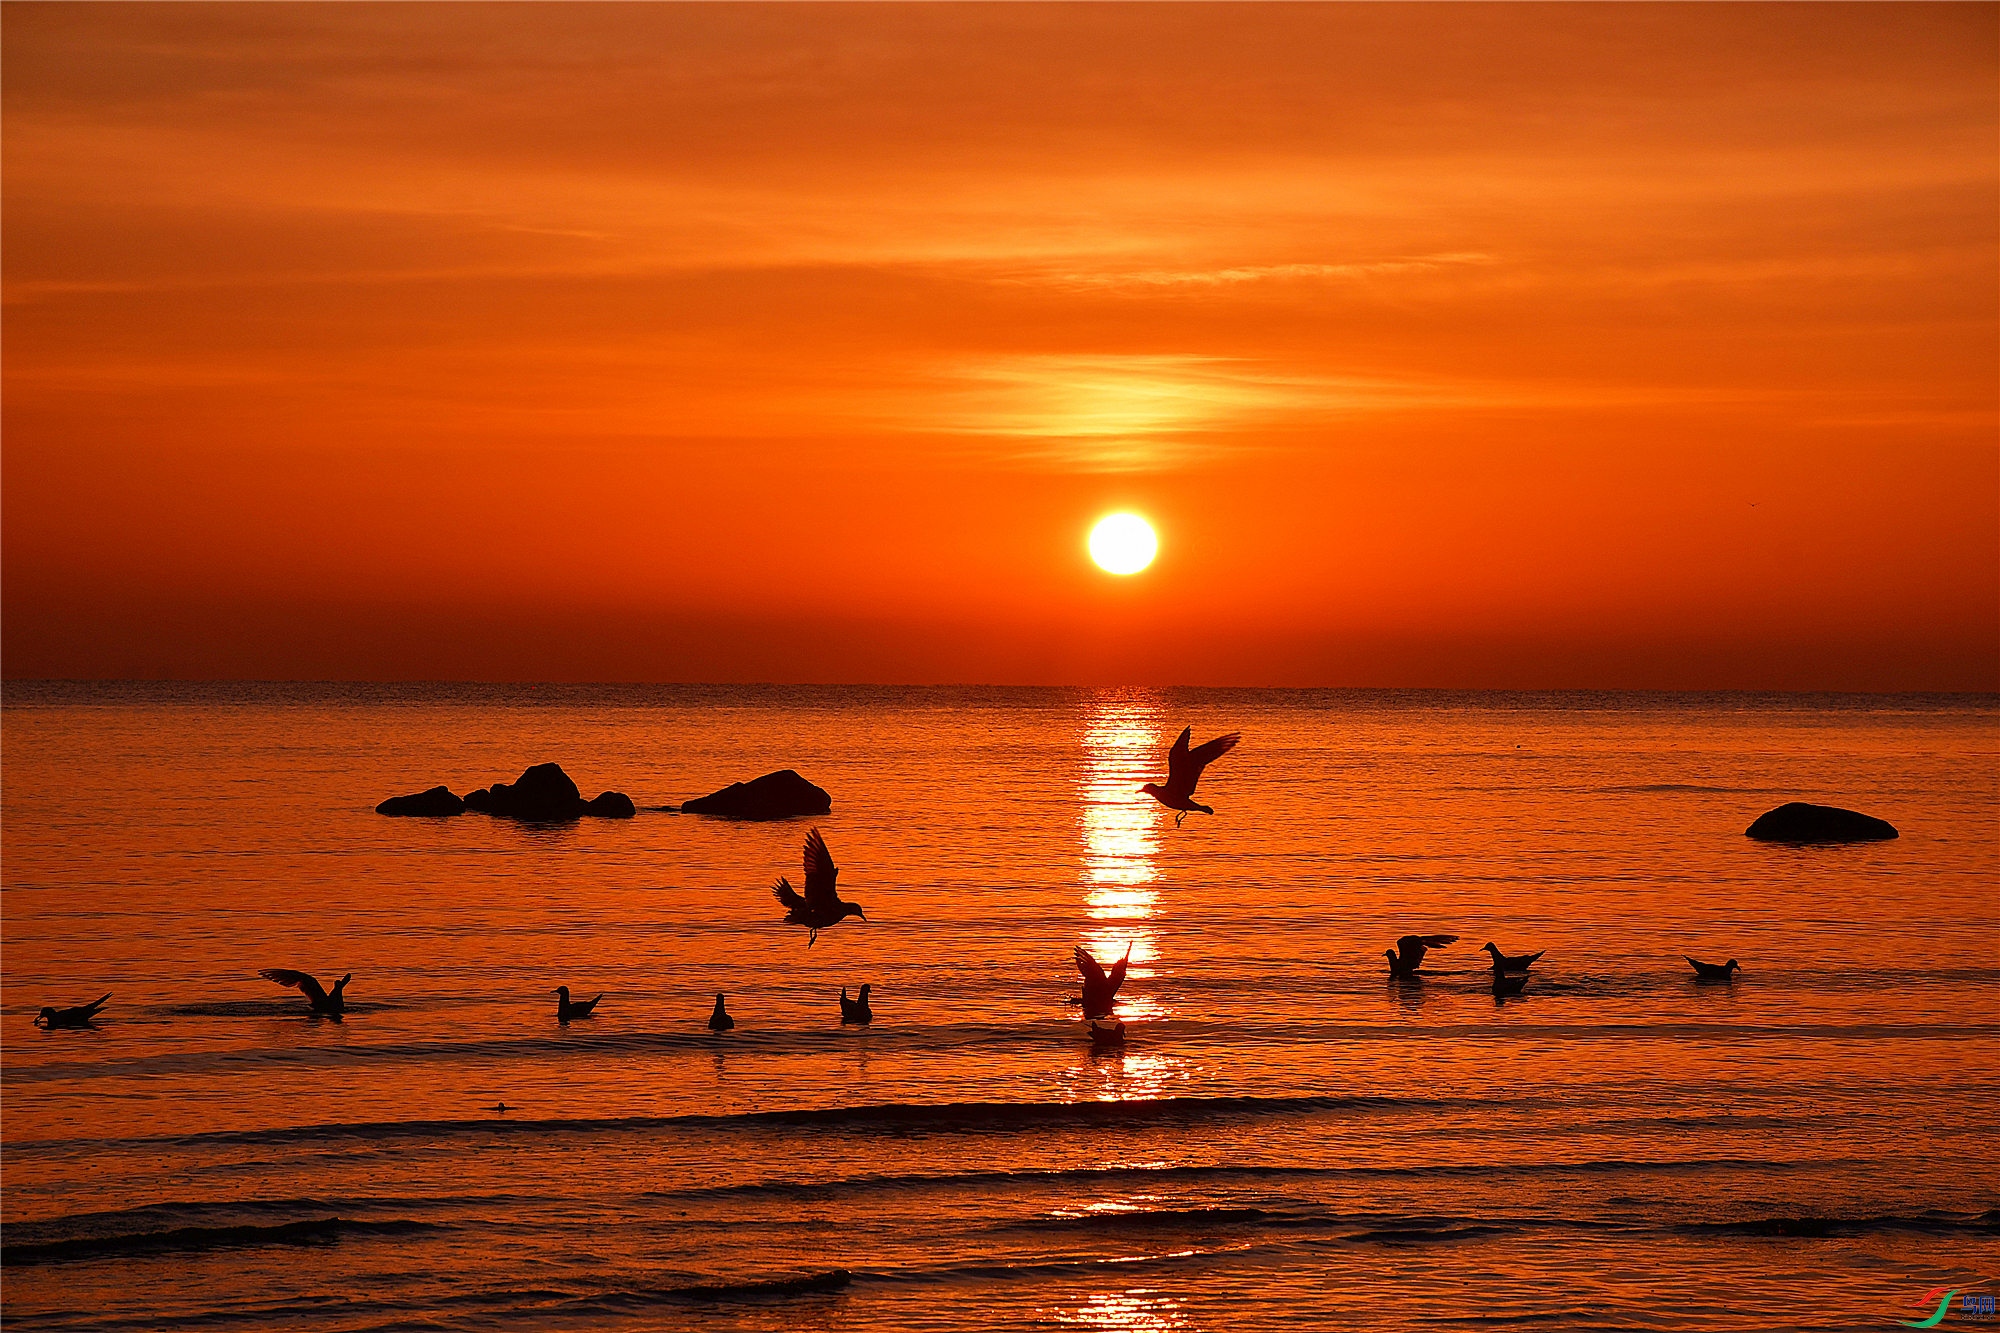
3, 684, 1996, 1331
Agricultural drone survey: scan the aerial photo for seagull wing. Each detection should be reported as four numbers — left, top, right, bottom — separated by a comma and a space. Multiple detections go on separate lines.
1075, 946, 1108, 988
1163, 727, 1195, 791
259, 969, 328, 1005
1415, 934, 1458, 948
79, 993, 112, 1018
772, 877, 807, 911
1185, 732, 1241, 775
1106, 946, 1131, 998
802, 828, 839, 910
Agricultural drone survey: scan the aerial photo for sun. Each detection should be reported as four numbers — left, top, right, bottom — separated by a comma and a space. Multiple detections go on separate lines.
1088, 513, 1158, 575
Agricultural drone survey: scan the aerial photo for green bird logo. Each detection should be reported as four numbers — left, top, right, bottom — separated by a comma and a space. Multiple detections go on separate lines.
1900, 1287, 1958, 1329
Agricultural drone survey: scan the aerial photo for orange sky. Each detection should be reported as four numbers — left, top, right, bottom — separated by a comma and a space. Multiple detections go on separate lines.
3, 3, 1995, 687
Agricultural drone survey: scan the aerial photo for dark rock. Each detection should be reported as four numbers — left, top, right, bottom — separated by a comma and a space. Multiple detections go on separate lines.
1746, 802, 1898, 843
681, 769, 831, 820
375, 785, 465, 817
464, 762, 588, 821
585, 790, 636, 819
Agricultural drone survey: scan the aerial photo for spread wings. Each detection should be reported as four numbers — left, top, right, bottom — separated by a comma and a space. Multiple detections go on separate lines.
772, 877, 807, 911
259, 968, 328, 1003
1165, 728, 1240, 795
1075, 946, 1108, 988
1075, 945, 1130, 1003
802, 828, 839, 910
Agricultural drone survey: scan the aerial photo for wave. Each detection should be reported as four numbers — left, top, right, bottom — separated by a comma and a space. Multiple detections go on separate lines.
1, 1216, 439, 1265
1678, 1210, 1999, 1239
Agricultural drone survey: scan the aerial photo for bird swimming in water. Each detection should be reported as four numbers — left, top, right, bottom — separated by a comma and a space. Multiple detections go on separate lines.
35, 994, 110, 1029
707, 993, 735, 1031
1141, 727, 1242, 826
1072, 944, 1131, 1019
259, 969, 351, 1016
1686, 956, 1741, 982
1482, 942, 1546, 973
1492, 972, 1529, 997
839, 984, 873, 1024
772, 828, 866, 945
553, 986, 601, 1022
1385, 934, 1458, 980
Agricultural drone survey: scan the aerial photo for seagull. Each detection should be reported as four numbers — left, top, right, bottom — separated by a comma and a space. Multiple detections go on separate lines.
1482, 942, 1545, 973
259, 969, 351, 1016
1385, 934, 1458, 981
553, 986, 601, 1022
35, 994, 110, 1029
1141, 727, 1242, 826
1492, 972, 1529, 996
707, 993, 735, 1031
1072, 944, 1131, 1019
1687, 956, 1740, 982
772, 828, 866, 945
839, 985, 873, 1024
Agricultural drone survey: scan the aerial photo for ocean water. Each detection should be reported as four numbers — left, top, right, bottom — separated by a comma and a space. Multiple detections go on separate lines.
2, 683, 1995, 1332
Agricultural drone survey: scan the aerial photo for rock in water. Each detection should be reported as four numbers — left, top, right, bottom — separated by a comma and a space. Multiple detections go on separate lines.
680, 769, 832, 819
1746, 802, 1898, 843
375, 785, 466, 817
585, 790, 637, 818
460, 763, 634, 821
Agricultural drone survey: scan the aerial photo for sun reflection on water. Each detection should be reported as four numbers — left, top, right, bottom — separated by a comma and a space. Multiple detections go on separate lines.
1050, 1287, 1197, 1330
1077, 694, 1170, 1028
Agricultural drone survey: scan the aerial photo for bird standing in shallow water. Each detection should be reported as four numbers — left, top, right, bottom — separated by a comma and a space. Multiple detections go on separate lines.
1141, 727, 1242, 826
1072, 945, 1131, 1019
259, 969, 351, 1016
839, 985, 872, 1024
35, 994, 110, 1029
553, 986, 601, 1021
771, 828, 866, 945
1385, 935, 1458, 981
1482, 942, 1545, 973
1686, 956, 1740, 981
708, 993, 735, 1031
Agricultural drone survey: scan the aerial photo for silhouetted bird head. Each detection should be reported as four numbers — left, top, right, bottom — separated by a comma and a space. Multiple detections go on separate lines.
37, 1007, 57, 1023
1482, 942, 1500, 954
844, 903, 867, 922
713, 992, 727, 1006
858, 984, 871, 1000
1384, 949, 1398, 962
554, 986, 570, 998
1139, 783, 1162, 798
1725, 960, 1740, 972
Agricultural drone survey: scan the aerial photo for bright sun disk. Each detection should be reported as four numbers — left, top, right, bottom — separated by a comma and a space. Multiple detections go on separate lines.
1089, 513, 1158, 575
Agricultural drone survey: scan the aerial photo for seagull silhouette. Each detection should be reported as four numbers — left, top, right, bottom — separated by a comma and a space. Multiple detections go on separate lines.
1072, 944, 1131, 1018
839, 984, 873, 1024
772, 828, 866, 945
708, 992, 735, 1031
1142, 727, 1241, 826
1385, 934, 1458, 980
259, 969, 351, 1016
1482, 942, 1545, 973
553, 986, 601, 1021
35, 994, 110, 1029
1686, 956, 1740, 982
1492, 972, 1529, 997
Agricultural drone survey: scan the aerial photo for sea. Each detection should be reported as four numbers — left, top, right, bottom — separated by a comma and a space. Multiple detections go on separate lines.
2, 683, 1995, 1331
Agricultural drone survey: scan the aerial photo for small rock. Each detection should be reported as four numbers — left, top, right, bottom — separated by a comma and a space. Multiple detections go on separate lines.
375, 785, 465, 817
681, 769, 831, 820
585, 790, 636, 818
1746, 802, 1898, 843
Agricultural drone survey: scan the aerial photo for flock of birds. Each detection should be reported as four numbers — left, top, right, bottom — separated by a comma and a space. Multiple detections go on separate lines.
30, 724, 1746, 1035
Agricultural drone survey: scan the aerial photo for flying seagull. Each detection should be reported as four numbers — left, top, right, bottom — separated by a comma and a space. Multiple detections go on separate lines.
772, 828, 866, 945
553, 986, 601, 1022
1142, 727, 1242, 826
35, 994, 111, 1029
839, 985, 873, 1024
1385, 934, 1457, 981
259, 968, 351, 1016
1686, 956, 1740, 982
1072, 944, 1131, 1019
1482, 942, 1546, 973
708, 992, 735, 1031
